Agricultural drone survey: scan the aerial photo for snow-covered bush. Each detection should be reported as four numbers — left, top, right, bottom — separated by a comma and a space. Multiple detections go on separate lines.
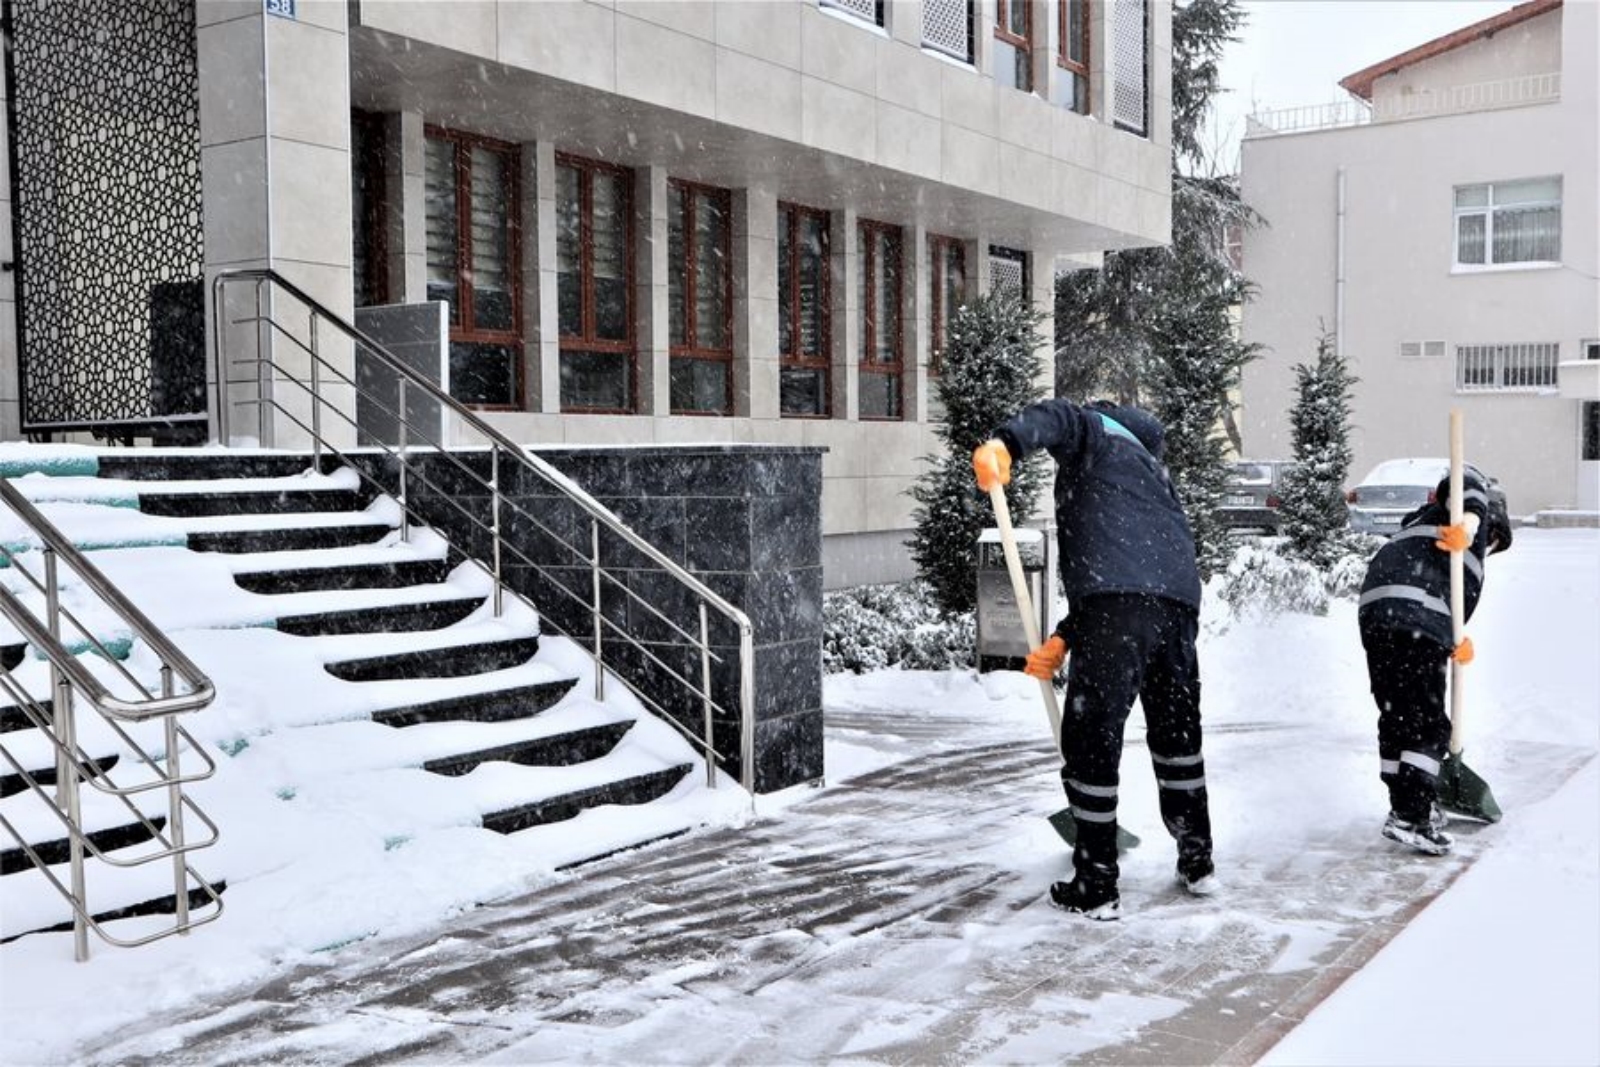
822, 581, 975, 674
1216, 533, 1384, 618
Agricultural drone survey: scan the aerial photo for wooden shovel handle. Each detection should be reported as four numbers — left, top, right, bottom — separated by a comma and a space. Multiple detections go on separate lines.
988, 484, 1063, 746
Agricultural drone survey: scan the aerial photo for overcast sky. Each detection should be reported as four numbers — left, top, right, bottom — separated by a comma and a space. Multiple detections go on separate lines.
1208, 0, 1523, 167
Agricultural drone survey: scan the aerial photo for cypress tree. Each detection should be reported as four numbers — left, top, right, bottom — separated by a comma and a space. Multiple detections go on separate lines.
1280, 332, 1358, 565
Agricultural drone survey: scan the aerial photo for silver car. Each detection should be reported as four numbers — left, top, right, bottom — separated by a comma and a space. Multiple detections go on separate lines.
1346, 457, 1508, 536
1220, 460, 1294, 533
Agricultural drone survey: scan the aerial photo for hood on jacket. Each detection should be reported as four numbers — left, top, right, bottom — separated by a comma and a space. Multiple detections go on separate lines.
1090, 401, 1166, 460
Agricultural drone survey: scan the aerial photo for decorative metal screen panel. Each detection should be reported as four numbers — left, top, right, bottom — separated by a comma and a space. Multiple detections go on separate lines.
7, 0, 206, 435
1112, 0, 1149, 135
989, 247, 1027, 298
820, 0, 882, 27
922, 0, 972, 62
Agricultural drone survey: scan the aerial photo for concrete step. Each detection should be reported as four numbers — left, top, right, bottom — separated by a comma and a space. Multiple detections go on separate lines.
138, 487, 366, 518
370, 679, 577, 728
0, 813, 165, 877
324, 635, 541, 682
422, 720, 635, 777
0, 753, 121, 800
187, 522, 395, 554
483, 764, 693, 834
232, 557, 452, 595
275, 596, 484, 637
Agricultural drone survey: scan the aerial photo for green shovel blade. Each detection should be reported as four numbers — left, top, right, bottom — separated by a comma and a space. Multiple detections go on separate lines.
1438, 750, 1503, 824
1047, 807, 1142, 852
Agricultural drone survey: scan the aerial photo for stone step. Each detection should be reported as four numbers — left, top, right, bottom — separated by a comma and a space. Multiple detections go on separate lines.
324, 635, 541, 683
0, 881, 225, 945
187, 522, 395, 554
482, 763, 693, 834
96, 453, 321, 481
422, 721, 635, 777
0, 813, 164, 877
369, 679, 577, 728
0, 700, 48, 735
0, 754, 121, 800
1, 644, 25, 672
232, 557, 451, 595
138, 488, 365, 518
275, 596, 484, 638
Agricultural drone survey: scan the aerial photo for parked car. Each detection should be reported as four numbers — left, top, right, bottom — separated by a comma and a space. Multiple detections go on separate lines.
1219, 460, 1295, 534
1346, 457, 1509, 536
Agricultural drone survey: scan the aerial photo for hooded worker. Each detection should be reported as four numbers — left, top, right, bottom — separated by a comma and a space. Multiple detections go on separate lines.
973, 398, 1215, 921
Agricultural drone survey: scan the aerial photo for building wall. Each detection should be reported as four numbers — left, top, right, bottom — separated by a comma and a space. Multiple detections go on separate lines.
1240, 6, 1599, 514
1369, 7, 1563, 114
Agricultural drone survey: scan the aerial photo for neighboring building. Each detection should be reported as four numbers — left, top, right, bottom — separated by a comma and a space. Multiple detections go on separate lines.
0, 0, 1175, 587
1239, 0, 1600, 514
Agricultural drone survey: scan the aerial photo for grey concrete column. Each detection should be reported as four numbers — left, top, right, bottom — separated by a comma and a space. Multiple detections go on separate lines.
970, 231, 993, 295
734, 186, 779, 420
830, 208, 860, 421
976, 0, 996, 79
906, 224, 930, 424
383, 110, 426, 304
1091, 0, 1113, 126
636, 165, 669, 416
1029, 0, 1052, 98
1031, 248, 1059, 397
199, 0, 355, 448
888, 0, 920, 47
526, 142, 561, 414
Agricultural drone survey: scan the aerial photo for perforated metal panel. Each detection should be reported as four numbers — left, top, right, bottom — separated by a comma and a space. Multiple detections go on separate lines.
1112, 0, 1149, 135
820, 0, 882, 26
6, 0, 206, 435
989, 248, 1026, 297
922, 0, 972, 62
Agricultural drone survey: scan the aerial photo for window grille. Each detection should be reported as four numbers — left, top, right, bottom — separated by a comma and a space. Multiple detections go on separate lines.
989, 246, 1027, 298
1112, 0, 1148, 135
1399, 340, 1446, 359
820, 0, 882, 26
922, 0, 972, 62
1583, 402, 1600, 462
1455, 342, 1559, 392
1453, 178, 1561, 267
1585, 340, 1600, 361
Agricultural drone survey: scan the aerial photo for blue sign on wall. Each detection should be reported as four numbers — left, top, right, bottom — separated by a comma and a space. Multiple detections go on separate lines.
265, 0, 296, 20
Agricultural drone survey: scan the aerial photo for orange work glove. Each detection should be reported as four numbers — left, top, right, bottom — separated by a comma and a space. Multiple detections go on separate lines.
1451, 636, 1475, 665
1435, 523, 1469, 553
1024, 635, 1068, 680
972, 440, 1012, 493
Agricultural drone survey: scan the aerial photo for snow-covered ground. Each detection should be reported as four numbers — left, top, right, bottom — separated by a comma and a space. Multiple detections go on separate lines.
1, 519, 1595, 1065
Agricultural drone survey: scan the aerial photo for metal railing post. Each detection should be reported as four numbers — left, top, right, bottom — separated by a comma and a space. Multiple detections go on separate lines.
397, 378, 410, 543
44, 548, 90, 962
163, 666, 189, 932
255, 279, 269, 447
700, 603, 715, 788
739, 624, 755, 794
309, 315, 322, 469
591, 517, 604, 702
491, 446, 504, 617
212, 276, 230, 446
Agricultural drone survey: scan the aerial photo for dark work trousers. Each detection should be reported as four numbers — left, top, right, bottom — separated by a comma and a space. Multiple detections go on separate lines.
1360, 624, 1451, 823
1060, 593, 1212, 889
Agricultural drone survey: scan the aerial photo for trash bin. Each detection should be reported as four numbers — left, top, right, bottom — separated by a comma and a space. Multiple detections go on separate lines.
975, 526, 1052, 674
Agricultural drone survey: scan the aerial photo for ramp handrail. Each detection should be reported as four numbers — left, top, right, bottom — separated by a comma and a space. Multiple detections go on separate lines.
0, 481, 222, 961
211, 268, 756, 793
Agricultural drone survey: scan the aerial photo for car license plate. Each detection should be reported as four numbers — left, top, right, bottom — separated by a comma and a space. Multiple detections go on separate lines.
1227, 495, 1253, 506
1375, 515, 1401, 525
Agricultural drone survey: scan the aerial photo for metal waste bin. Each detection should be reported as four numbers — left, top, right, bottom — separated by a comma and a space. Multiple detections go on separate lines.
975, 526, 1052, 674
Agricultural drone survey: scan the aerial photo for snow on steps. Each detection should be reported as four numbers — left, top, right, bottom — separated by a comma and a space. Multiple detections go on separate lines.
0, 453, 715, 944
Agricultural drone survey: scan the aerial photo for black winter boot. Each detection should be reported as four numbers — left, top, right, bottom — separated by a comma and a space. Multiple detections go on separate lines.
1382, 806, 1452, 855
1049, 877, 1121, 921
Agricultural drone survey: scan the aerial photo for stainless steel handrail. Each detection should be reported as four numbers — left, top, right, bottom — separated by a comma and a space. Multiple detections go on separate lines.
0, 482, 222, 961
211, 268, 757, 792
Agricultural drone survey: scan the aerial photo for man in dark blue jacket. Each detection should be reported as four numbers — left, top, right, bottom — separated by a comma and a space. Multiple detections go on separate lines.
974, 399, 1214, 921
1358, 469, 1512, 854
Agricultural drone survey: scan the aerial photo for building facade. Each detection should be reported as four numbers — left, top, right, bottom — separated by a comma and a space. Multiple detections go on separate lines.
0, 0, 1173, 587
1239, 0, 1600, 514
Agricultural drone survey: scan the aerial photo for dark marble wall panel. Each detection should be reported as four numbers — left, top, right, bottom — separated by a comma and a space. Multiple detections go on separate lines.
350, 445, 825, 793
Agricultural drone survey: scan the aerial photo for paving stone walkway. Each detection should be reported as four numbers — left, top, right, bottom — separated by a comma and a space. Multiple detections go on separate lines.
78, 710, 1591, 1066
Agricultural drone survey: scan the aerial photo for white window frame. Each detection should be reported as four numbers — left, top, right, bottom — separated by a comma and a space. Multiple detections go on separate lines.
1452, 177, 1562, 271
1454, 342, 1560, 393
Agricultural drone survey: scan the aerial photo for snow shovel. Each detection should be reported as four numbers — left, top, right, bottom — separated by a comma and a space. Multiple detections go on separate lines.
1437, 409, 1503, 823
987, 483, 1140, 851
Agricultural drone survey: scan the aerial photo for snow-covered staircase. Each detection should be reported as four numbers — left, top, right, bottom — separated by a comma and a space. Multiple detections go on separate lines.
0, 450, 715, 946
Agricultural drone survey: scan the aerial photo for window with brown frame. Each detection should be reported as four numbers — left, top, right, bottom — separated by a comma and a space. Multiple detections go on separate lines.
556, 153, 635, 413
858, 220, 904, 421
424, 127, 520, 408
351, 110, 388, 309
994, 0, 1032, 92
779, 203, 832, 418
1057, 0, 1090, 114
928, 235, 967, 377
668, 180, 733, 415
